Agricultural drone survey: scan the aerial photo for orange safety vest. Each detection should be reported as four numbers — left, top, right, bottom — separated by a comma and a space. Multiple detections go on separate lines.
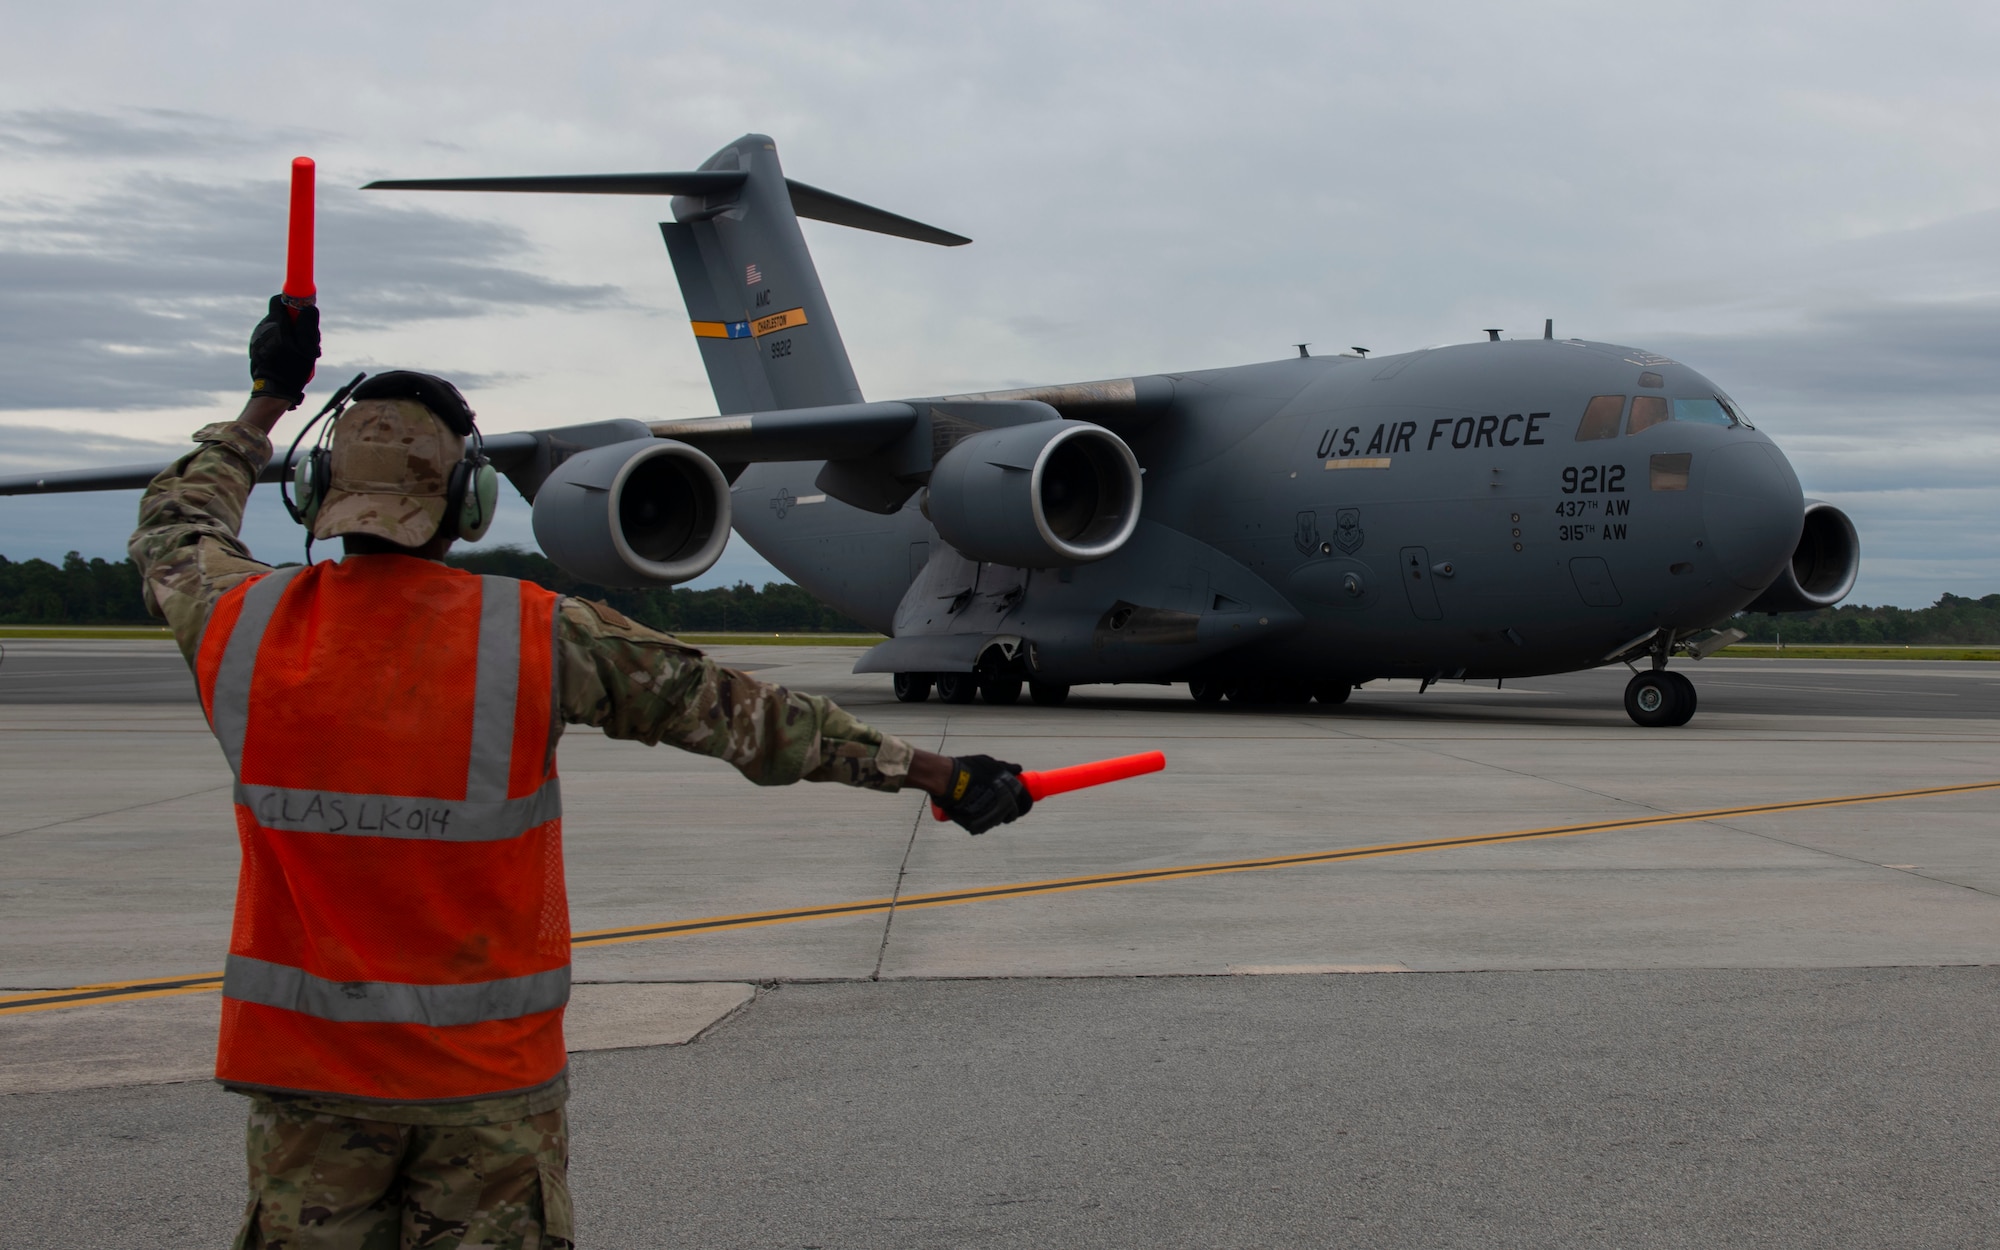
194, 556, 568, 1103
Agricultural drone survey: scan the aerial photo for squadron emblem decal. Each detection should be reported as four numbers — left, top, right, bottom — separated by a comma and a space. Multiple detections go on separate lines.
1293, 510, 1319, 555
1333, 507, 1364, 554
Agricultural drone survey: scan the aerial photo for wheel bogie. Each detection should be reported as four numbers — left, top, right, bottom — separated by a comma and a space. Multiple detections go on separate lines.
1029, 681, 1071, 706
936, 672, 979, 704
1665, 671, 1697, 726
1624, 670, 1696, 728
979, 675, 1023, 705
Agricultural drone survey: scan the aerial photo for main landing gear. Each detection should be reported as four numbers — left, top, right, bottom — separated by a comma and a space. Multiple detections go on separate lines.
895, 672, 1066, 706
1624, 669, 1697, 728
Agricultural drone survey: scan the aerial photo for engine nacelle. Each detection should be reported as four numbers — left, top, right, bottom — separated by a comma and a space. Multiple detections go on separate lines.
1741, 500, 1860, 613
531, 439, 731, 586
926, 421, 1142, 567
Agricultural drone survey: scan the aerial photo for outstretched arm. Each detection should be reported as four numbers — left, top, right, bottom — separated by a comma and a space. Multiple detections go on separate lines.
555, 598, 1030, 831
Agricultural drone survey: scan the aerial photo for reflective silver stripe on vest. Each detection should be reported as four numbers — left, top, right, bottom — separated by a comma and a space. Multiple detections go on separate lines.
214, 570, 558, 840
208, 566, 306, 774
232, 777, 561, 841
466, 576, 522, 805
224, 954, 570, 1026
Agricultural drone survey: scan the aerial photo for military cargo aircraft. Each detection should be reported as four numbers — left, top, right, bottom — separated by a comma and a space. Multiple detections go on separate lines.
1, 134, 1858, 726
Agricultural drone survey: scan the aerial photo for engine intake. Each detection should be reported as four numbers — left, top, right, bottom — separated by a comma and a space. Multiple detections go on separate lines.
1741, 500, 1860, 613
926, 421, 1142, 567
531, 438, 731, 586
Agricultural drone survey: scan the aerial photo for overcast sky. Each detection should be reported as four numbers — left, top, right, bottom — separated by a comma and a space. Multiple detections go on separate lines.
1, 2, 1995, 604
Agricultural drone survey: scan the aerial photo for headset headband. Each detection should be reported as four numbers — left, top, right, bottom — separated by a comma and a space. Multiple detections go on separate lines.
350, 370, 477, 436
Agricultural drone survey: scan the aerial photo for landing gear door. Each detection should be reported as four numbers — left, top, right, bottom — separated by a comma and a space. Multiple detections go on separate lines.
1399, 545, 1442, 620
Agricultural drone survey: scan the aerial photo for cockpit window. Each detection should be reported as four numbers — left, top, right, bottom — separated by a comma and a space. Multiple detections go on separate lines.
1574, 395, 1625, 441
1672, 397, 1734, 427
1716, 397, 1754, 429
1627, 395, 1669, 435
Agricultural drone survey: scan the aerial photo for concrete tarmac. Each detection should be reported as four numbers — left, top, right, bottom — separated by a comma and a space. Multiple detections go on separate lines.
2, 641, 1996, 1247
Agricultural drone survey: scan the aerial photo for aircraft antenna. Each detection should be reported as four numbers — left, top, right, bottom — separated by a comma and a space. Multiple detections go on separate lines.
1484, 329, 1503, 342
1350, 347, 1369, 358
1295, 344, 1311, 358
1544, 318, 1554, 339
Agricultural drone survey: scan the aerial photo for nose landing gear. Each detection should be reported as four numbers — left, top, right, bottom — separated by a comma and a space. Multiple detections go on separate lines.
1625, 669, 1697, 727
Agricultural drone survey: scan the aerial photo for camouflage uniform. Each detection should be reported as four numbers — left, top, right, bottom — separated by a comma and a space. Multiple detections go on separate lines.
235, 1100, 571, 1250
132, 418, 919, 1248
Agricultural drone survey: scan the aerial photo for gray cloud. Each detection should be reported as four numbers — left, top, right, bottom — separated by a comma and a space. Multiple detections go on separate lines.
1648, 300, 2000, 409
0, 107, 276, 158
0, 166, 619, 410
0, 423, 186, 472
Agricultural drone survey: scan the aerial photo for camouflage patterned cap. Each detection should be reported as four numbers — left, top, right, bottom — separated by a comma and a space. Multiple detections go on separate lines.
312, 397, 465, 545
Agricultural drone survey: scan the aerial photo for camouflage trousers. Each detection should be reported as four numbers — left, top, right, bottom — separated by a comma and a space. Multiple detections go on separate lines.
233, 1097, 574, 1249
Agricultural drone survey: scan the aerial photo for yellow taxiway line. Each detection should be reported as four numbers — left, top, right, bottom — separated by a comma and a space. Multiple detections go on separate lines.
4, 777, 1994, 1016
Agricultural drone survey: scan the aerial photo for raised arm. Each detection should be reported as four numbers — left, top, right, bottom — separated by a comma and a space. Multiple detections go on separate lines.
128, 297, 320, 661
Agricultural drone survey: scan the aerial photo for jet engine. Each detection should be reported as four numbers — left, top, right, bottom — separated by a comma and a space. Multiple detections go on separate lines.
530, 438, 732, 586
1741, 499, 1860, 613
925, 421, 1143, 567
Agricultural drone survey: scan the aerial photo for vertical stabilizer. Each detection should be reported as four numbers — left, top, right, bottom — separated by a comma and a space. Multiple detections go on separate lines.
364, 136, 968, 415
665, 135, 862, 413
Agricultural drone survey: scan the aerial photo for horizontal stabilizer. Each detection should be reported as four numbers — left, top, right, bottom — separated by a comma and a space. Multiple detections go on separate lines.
785, 180, 969, 247
363, 171, 747, 197
366, 171, 969, 246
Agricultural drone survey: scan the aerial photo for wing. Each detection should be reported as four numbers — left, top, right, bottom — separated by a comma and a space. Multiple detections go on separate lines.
0, 379, 1169, 509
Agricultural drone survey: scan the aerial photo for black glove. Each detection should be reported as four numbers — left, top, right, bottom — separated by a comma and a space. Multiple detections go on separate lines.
934, 754, 1033, 835
249, 294, 321, 407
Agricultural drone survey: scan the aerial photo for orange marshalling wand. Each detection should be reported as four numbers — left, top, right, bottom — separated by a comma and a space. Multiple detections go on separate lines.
283, 156, 315, 303
931, 750, 1166, 821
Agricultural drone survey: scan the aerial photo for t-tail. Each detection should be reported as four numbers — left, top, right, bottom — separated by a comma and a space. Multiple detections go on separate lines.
365, 134, 969, 413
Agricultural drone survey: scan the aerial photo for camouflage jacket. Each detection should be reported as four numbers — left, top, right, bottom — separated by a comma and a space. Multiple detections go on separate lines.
131, 419, 916, 791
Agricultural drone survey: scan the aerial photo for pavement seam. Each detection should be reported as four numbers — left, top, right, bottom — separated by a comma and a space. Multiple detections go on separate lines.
1356, 718, 2000, 898
1688, 814, 2000, 902
0, 782, 232, 842
870, 719, 949, 981
1288, 710, 1697, 816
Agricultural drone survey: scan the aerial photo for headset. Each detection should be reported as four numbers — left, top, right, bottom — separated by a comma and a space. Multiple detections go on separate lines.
282, 371, 498, 551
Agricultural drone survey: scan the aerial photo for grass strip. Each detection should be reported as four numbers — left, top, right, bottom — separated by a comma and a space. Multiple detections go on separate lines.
1718, 645, 2000, 661
0, 626, 175, 640
672, 633, 885, 647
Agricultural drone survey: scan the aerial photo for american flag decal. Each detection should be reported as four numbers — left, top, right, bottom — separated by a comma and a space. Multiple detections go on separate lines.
745, 263, 763, 286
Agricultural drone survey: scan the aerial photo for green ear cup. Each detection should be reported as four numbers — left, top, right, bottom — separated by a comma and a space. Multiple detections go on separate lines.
292, 451, 321, 526
458, 463, 499, 542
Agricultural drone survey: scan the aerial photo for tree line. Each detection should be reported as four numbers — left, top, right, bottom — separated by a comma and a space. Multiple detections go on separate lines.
0, 548, 867, 632
4, 548, 1996, 643
1729, 593, 2000, 645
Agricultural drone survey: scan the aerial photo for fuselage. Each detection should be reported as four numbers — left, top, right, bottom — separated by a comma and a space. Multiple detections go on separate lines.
732, 339, 1804, 684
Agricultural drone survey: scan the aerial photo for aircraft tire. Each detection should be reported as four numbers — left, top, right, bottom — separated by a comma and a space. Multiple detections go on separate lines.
980, 676, 1023, 705
1623, 670, 1683, 728
1188, 679, 1226, 704
1666, 671, 1698, 725
1313, 683, 1352, 706
936, 673, 980, 704
893, 672, 932, 703
1029, 681, 1071, 707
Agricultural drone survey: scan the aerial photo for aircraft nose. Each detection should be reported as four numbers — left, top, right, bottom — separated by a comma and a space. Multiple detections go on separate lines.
1700, 441, 1805, 589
